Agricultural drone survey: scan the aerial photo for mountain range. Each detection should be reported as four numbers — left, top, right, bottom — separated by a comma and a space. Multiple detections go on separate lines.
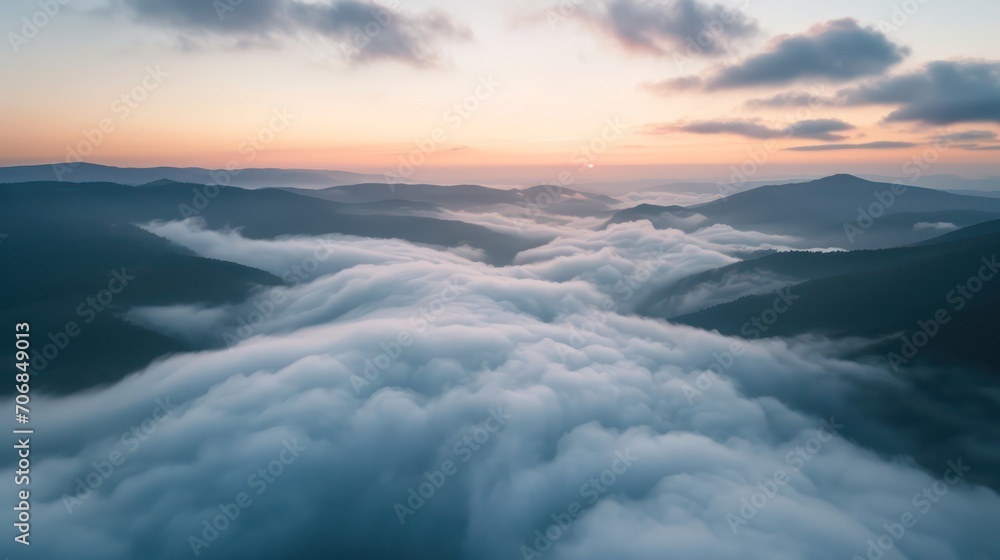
607, 174, 1000, 249
4, 171, 999, 395
0, 162, 390, 189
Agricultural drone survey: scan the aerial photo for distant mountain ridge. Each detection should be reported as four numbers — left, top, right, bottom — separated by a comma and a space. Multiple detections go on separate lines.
286, 182, 620, 215
0, 178, 549, 393
860, 173, 1000, 192
0, 179, 540, 265
653, 219, 1000, 372
0, 162, 391, 189
608, 174, 1000, 249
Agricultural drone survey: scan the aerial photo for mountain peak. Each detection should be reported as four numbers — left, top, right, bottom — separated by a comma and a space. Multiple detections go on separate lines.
810, 173, 870, 186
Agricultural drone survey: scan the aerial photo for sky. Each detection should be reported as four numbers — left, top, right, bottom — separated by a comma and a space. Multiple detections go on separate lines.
2, 0, 999, 184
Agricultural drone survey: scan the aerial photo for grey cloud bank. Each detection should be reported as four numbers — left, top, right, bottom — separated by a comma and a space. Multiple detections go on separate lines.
647, 18, 908, 92
121, 0, 470, 66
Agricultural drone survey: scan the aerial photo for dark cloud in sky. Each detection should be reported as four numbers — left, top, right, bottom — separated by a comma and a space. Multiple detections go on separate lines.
786, 118, 856, 141
649, 19, 908, 92
122, 0, 284, 33
787, 140, 917, 151
939, 130, 998, 142
708, 19, 908, 89
958, 144, 1000, 151
652, 118, 854, 141
744, 90, 838, 108
838, 60, 1000, 124
120, 0, 471, 66
570, 0, 759, 57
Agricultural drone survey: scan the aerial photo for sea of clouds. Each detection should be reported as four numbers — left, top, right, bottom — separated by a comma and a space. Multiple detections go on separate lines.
4, 212, 999, 560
